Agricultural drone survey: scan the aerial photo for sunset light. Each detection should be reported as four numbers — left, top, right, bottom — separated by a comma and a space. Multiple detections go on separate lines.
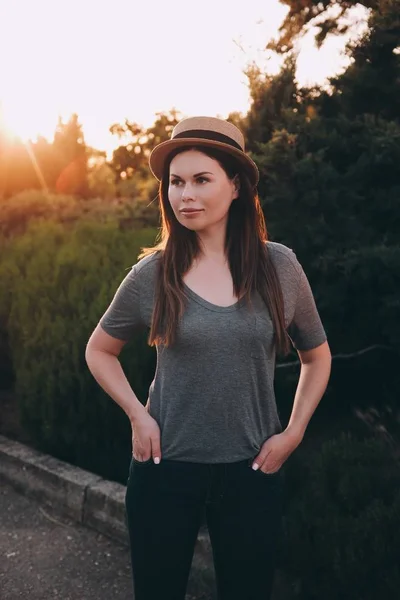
0, 0, 368, 153
1, 2, 398, 597
1, 99, 58, 143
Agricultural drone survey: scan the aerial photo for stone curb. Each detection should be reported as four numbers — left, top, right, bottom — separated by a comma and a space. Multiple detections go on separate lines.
0, 435, 212, 572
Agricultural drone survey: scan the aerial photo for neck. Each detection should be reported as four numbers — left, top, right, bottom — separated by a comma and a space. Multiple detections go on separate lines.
196, 226, 227, 262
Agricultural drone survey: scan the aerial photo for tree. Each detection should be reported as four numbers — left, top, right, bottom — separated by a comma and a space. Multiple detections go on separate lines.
109, 109, 181, 183
53, 114, 90, 198
325, 0, 400, 122
243, 55, 300, 154
87, 156, 117, 200
268, 0, 376, 52
239, 0, 400, 359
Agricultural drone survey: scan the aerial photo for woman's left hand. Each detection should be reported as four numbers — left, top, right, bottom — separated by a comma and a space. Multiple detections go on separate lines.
252, 429, 302, 474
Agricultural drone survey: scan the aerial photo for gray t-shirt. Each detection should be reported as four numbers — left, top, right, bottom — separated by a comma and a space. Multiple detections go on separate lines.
99, 242, 327, 463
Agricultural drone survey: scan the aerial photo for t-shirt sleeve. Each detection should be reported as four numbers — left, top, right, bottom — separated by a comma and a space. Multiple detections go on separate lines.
286, 264, 327, 351
99, 264, 144, 341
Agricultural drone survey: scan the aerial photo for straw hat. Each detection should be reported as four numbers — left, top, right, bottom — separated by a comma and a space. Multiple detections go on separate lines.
149, 116, 259, 186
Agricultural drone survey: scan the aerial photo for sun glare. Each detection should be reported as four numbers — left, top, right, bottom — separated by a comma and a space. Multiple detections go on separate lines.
1, 99, 56, 143
0, 0, 368, 153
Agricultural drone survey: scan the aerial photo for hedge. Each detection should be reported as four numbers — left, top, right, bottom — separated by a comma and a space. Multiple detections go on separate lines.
0, 216, 157, 482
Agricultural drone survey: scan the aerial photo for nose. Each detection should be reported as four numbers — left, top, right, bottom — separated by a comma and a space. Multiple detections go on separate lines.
181, 183, 195, 201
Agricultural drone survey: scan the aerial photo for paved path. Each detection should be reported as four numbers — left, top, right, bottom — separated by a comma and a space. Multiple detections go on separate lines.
1, 481, 133, 599
0, 482, 214, 600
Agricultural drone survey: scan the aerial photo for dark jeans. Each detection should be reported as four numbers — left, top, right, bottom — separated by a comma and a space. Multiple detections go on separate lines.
125, 456, 283, 600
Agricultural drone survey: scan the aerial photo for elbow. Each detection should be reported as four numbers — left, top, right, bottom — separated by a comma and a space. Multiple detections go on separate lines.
85, 335, 102, 367
320, 341, 332, 365
298, 340, 332, 366
85, 342, 95, 369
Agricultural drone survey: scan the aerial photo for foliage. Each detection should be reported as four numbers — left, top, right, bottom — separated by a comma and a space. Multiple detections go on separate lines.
281, 433, 400, 599
244, 56, 300, 153
242, 0, 400, 361
0, 190, 160, 238
247, 113, 400, 355
0, 217, 158, 482
87, 158, 117, 200
109, 109, 181, 182
268, 1, 375, 52
53, 114, 89, 197
322, 0, 400, 122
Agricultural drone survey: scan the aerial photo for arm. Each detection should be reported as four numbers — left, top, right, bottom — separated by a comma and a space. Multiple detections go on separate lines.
252, 340, 331, 473
85, 324, 146, 424
285, 340, 332, 445
85, 325, 161, 462
253, 249, 331, 472
87, 259, 162, 462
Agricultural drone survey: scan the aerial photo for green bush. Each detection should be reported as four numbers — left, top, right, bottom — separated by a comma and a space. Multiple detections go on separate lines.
281, 433, 400, 599
0, 216, 157, 482
0, 190, 159, 238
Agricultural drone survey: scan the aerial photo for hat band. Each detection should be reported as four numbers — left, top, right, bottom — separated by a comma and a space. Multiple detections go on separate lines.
173, 129, 242, 151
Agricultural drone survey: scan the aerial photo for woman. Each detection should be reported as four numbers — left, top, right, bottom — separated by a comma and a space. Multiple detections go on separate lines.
85, 116, 331, 600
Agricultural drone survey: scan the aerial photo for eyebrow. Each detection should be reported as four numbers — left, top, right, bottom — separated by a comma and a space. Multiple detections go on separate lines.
170, 171, 213, 178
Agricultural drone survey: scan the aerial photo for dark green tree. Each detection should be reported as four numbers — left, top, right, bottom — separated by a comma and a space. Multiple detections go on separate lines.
269, 0, 376, 52
241, 0, 400, 360
323, 0, 400, 121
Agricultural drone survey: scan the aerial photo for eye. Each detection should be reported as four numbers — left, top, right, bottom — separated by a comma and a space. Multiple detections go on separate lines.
170, 177, 209, 186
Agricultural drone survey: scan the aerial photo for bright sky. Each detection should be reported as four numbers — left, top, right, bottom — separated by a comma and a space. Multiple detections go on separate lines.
0, 0, 368, 154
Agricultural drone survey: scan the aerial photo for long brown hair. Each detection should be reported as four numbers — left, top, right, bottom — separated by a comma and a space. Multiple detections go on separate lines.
139, 145, 291, 356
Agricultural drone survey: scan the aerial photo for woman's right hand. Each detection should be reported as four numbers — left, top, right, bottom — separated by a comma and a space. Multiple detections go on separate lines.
131, 409, 162, 463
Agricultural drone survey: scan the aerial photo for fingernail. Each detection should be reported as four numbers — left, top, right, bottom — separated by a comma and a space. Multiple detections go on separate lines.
252, 463, 259, 471
154, 457, 160, 464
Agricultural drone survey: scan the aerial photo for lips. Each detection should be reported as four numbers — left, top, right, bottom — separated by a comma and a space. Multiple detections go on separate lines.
180, 209, 203, 213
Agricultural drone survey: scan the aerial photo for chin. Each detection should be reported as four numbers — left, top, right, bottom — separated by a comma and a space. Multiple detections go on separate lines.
181, 223, 204, 232
177, 217, 205, 231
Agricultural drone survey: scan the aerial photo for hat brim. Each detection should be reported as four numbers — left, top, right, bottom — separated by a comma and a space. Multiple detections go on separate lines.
149, 138, 259, 186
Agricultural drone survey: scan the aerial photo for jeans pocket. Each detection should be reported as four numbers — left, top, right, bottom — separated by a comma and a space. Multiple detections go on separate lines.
132, 455, 153, 466
257, 468, 281, 477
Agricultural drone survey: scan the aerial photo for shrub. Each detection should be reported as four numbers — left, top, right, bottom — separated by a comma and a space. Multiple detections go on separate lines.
0, 190, 159, 238
281, 433, 400, 599
0, 217, 158, 482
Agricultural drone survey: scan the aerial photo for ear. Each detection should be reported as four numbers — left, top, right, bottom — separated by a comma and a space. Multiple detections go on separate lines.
232, 175, 240, 199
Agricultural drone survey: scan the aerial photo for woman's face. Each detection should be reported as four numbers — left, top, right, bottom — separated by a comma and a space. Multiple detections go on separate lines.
168, 149, 239, 233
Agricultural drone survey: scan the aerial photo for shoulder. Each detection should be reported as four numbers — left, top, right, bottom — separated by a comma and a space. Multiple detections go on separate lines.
117, 251, 160, 292
265, 241, 301, 276
129, 252, 161, 303
133, 251, 161, 278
